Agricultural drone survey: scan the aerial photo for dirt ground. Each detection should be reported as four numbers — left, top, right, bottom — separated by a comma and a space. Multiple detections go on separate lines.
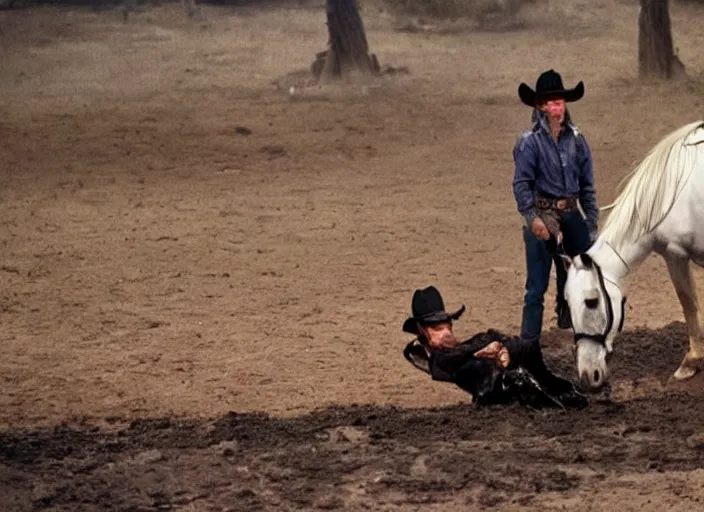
2, 0, 704, 510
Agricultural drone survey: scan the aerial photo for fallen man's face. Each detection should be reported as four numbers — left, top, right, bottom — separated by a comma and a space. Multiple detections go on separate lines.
424, 322, 458, 349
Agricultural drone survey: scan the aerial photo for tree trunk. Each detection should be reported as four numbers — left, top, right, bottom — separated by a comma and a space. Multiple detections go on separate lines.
315, 0, 379, 81
638, 0, 683, 79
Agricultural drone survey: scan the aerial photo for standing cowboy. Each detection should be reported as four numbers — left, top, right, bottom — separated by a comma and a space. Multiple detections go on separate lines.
512, 70, 598, 363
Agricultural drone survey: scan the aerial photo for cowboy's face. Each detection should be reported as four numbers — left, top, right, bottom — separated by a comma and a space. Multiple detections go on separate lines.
419, 321, 457, 349
539, 98, 566, 123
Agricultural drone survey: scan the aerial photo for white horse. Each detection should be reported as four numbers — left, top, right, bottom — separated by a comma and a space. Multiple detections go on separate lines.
563, 120, 704, 390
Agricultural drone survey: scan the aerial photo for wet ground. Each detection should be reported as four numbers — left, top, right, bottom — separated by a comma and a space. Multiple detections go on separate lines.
3, 324, 704, 511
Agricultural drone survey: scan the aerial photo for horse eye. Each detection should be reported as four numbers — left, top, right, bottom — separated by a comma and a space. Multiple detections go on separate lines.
585, 298, 599, 309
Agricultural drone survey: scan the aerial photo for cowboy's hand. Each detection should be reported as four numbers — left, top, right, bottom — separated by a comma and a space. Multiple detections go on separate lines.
474, 341, 511, 369
531, 217, 550, 241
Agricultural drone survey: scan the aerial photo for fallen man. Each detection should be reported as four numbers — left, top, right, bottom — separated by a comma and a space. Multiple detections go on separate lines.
402, 286, 588, 409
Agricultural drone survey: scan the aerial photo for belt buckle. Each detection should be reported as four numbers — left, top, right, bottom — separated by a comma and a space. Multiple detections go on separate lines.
556, 199, 567, 210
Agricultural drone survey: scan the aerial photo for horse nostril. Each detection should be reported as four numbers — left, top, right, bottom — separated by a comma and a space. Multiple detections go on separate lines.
593, 370, 600, 385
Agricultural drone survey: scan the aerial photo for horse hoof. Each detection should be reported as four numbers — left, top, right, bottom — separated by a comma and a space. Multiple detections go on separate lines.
673, 365, 697, 381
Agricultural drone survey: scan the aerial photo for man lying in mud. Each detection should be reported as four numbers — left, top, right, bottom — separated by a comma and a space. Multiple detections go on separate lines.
402, 286, 587, 409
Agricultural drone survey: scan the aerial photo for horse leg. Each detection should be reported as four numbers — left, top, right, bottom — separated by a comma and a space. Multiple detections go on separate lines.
664, 255, 704, 380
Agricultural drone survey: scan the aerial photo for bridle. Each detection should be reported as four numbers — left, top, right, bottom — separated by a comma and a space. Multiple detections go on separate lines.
556, 239, 627, 348
571, 259, 627, 347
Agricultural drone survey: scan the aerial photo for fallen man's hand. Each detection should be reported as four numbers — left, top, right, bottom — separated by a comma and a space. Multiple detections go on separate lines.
473, 341, 511, 369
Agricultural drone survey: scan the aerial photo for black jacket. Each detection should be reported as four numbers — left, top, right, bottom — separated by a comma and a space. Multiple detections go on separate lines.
403, 329, 587, 409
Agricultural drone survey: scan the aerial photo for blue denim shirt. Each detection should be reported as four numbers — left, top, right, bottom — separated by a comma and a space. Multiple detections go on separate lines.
512, 110, 598, 235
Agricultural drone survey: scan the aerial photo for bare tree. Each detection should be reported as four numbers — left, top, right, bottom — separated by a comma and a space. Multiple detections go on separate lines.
312, 0, 380, 82
638, 0, 685, 79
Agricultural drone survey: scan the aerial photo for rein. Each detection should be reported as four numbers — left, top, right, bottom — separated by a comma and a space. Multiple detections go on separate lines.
603, 239, 631, 275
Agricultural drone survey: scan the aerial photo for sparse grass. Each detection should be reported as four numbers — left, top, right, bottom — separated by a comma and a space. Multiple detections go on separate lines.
382, 0, 535, 20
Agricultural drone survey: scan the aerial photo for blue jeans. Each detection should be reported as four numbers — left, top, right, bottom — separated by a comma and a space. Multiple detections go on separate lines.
520, 210, 591, 343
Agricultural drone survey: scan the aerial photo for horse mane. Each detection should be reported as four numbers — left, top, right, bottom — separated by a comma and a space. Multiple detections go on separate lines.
599, 120, 704, 245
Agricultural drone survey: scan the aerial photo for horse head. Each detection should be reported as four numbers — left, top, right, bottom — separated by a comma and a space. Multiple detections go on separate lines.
563, 252, 627, 391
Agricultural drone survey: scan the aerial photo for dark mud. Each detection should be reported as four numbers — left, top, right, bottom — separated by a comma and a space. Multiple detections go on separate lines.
2, 323, 704, 511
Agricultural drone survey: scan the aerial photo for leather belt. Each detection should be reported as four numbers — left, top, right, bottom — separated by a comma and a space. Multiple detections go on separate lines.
535, 196, 579, 212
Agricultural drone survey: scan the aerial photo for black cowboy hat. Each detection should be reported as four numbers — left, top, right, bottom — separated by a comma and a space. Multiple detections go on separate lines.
518, 69, 584, 108
402, 286, 466, 335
